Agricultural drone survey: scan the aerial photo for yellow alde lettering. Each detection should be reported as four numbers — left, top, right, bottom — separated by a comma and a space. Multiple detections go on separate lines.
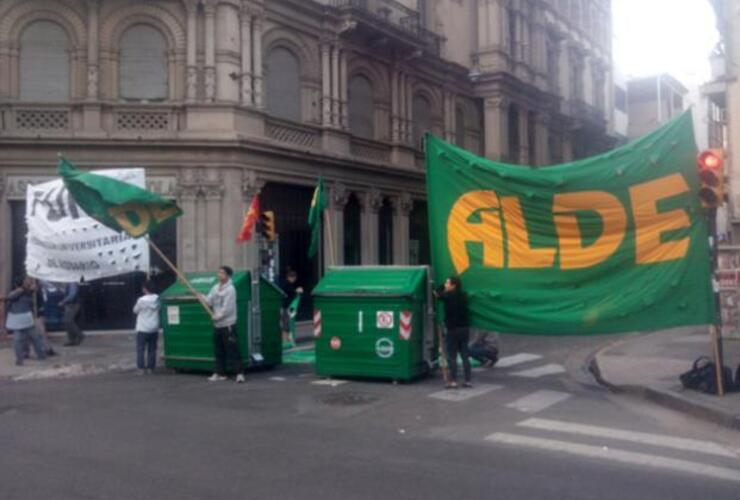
447, 190, 504, 274
629, 173, 691, 264
552, 191, 627, 269
501, 197, 557, 268
108, 203, 151, 237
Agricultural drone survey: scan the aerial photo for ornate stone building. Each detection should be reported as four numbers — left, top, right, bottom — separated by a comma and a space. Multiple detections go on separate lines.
0, 0, 615, 328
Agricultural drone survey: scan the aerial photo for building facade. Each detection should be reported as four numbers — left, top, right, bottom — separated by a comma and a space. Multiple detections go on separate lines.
0, 0, 615, 329
625, 74, 688, 141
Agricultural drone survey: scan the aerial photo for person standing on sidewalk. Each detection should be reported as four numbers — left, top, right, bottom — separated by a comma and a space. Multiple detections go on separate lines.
3, 277, 47, 366
203, 266, 245, 384
435, 276, 472, 389
133, 281, 160, 375
59, 281, 84, 346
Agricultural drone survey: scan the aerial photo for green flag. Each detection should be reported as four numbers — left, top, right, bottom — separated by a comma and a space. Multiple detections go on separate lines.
58, 157, 182, 238
426, 111, 713, 335
288, 294, 301, 337
308, 176, 327, 258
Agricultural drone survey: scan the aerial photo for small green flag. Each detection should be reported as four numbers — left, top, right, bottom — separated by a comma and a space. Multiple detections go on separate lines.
58, 157, 182, 238
308, 176, 327, 258
288, 294, 301, 336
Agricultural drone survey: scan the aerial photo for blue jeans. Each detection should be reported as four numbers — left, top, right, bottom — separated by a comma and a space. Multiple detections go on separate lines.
136, 331, 159, 370
13, 327, 46, 366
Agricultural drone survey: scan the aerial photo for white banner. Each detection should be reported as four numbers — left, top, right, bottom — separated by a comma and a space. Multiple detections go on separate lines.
25, 169, 150, 282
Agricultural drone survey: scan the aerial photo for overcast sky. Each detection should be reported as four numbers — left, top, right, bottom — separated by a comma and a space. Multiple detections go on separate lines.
612, 0, 720, 87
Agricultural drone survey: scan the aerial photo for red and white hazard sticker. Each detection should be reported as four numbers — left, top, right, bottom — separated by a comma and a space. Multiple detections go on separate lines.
330, 336, 342, 350
399, 311, 412, 340
313, 310, 322, 338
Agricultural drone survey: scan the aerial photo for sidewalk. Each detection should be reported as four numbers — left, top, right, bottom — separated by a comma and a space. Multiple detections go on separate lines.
592, 326, 740, 430
0, 330, 137, 381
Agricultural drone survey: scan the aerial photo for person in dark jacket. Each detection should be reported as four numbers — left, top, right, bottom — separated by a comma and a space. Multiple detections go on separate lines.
435, 276, 471, 389
3, 277, 47, 366
59, 281, 84, 346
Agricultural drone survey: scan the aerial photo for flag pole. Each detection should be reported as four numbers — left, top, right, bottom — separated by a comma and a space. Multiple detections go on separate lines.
324, 209, 336, 267
146, 237, 214, 318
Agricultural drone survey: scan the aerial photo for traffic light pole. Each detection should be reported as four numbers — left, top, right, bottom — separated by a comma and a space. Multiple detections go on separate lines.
708, 208, 726, 396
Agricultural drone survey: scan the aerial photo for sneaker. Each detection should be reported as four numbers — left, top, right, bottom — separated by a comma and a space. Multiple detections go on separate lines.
445, 381, 458, 389
235, 374, 246, 384
208, 373, 227, 382
463, 382, 473, 388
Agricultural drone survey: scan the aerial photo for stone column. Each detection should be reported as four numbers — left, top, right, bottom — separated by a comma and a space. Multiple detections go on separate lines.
325, 183, 349, 267
443, 91, 454, 142
391, 194, 412, 265
360, 189, 382, 265
340, 49, 348, 130
331, 45, 340, 127
204, 1, 217, 102
535, 113, 550, 166
186, 1, 197, 102
215, 3, 240, 102
321, 41, 332, 126
85, 0, 99, 100
518, 105, 530, 165
253, 13, 264, 109
0, 176, 8, 293
391, 68, 400, 142
563, 132, 574, 162
559, 40, 570, 101
177, 182, 200, 272
483, 97, 509, 161
405, 74, 413, 145
240, 8, 253, 106
204, 183, 224, 271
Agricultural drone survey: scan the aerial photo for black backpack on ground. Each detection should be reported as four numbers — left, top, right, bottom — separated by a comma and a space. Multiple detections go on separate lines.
679, 356, 735, 395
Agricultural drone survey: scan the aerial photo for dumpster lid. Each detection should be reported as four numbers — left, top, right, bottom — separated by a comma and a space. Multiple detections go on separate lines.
161, 271, 250, 298
312, 266, 427, 298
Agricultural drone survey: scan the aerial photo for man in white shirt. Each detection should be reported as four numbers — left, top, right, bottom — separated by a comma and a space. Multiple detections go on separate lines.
203, 266, 245, 383
133, 281, 160, 374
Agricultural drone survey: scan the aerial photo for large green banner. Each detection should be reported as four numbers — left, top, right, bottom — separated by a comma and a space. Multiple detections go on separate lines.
426, 111, 713, 335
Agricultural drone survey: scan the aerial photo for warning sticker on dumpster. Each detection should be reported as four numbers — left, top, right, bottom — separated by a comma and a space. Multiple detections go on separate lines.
375, 337, 394, 359
376, 311, 394, 329
167, 306, 180, 325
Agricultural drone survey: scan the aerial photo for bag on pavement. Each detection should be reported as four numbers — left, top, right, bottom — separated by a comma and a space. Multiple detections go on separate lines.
679, 356, 734, 395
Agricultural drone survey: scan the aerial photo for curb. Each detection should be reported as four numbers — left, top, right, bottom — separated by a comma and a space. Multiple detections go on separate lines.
589, 350, 740, 431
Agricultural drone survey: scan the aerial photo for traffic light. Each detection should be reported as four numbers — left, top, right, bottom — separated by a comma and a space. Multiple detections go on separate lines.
259, 210, 276, 241
697, 149, 725, 209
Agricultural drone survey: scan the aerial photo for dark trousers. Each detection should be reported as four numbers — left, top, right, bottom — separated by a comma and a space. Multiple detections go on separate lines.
470, 342, 498, 364
136, 331, 159, 370
213, 325, 243, 375
445, 327, 471, 383
64, 304, 84, 344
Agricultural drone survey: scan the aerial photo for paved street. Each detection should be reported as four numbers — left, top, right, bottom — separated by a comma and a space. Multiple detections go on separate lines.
3, 335, 740, 500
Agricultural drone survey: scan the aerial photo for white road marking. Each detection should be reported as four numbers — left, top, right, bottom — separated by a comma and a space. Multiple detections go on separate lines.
311, 379, 348, 387
518, 418, 738, 458
510, 364, 566, 378
506, 390, 571, 413
485, 433, 740, 483
495, 353, 543, 368
269, 376, 287, 382
428, 384, 503, 402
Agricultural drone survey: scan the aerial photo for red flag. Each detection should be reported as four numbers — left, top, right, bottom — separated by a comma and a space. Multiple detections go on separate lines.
236, 195, 260, 242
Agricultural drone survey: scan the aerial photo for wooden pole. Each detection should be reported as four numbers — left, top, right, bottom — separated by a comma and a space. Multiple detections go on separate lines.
146, 237, 214, 318
710, 324, 725, 396
324, 209, 336, 267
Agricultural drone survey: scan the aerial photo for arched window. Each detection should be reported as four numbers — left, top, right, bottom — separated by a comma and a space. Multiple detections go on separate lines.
20, 21, 70, 102
412, 94, 431, 150
379, 197, 394, 265
266, 47, 301, 122
119, 24, 168, 102
343, 193, 362, 265
455, 106, 465, 148
348, 75, 374, 139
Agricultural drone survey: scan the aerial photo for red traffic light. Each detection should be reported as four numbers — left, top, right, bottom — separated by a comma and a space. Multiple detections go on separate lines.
697, 149, 725, 208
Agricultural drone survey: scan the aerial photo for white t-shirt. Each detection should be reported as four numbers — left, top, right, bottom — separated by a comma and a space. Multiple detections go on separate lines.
133, 293, 160, 333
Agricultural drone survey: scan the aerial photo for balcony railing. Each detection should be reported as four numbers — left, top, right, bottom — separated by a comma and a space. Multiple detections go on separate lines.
350, 136, 392, 163
0, 104, 72, 135
265, 117, 321, 149
331, 0, 442, 55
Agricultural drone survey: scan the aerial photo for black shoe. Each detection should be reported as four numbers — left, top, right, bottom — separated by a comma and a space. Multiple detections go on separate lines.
63, 341, 75, 346
46, 349, 57, 356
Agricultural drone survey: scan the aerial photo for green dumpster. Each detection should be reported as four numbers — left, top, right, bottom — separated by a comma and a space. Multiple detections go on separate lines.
161, 271, 284, 372
313, 266, 434, 382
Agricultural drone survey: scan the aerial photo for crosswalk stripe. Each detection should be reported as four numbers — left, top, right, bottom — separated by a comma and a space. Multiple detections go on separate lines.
311, 379, 349, 387
510, 364, 566, 378
518, 418, 738, 458
506, 390, 571, 413
485, 433, 740, 483
428, 384, 503, 402
269, 376, 287, 382
495, 353, 543, 368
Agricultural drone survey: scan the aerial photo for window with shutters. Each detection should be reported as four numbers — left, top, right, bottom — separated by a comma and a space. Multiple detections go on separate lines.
412, 94, 431, 150
348, 75, 375, 140
455, 106, 465, 148
119, 24, 168, 102
266, 47, 301, 122
19, 21, 70, 102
